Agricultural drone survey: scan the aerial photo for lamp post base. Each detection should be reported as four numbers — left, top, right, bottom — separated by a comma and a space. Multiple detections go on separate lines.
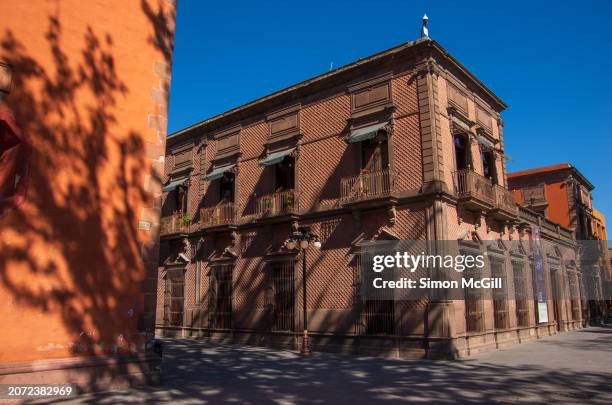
300, 330, 312, 357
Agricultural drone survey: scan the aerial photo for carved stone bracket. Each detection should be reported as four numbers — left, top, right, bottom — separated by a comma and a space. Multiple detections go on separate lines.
383, 121, 395, 137
387, 205, 396, 225
230, 230, 238, 247
473, 211, 485, 230
182, 237, 192, 258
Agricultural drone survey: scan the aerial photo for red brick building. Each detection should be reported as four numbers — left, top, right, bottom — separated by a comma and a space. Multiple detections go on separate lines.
157, 38, 587, 358
0, 0, 175, 389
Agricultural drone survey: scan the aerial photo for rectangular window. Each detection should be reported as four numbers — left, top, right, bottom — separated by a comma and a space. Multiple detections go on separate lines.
274, 156, 295, 191
492, 260, 509, 330
361, 300, 394, 335
164, 276, 184, 327
481, 150, 498, 184
210, 265, 232, 329
463, 251, 484, 333
175, 184, 188, 214
465, 289, 484, 333
359, 253, 394, 335
512, 261, 529, 327
272, 261, 295, 331
219, 172, 235, 202
454, 134, 470, 171
360, 138, 389, 172
568, 272, 581, 321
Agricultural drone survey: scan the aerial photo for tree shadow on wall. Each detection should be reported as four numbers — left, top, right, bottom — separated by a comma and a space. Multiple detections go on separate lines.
0, 0, 174, 392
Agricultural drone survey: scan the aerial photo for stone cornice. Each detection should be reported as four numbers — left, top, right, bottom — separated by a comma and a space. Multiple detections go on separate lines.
168, 39, 507, 143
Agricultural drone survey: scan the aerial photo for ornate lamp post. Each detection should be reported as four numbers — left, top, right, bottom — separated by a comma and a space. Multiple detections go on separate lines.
284, 228, 320, 356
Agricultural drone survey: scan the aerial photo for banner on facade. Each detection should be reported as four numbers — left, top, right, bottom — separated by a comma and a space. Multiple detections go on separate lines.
530, 226, 549, 323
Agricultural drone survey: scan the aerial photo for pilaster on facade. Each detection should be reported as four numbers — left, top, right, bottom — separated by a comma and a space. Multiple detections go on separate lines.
416, 57, 446, 192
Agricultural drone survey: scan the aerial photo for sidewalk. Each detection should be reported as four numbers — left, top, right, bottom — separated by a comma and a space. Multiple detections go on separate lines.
47, 325, 612, 404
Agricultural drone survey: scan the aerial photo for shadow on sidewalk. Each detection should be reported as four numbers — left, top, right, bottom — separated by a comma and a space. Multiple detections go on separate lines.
52, 335, 612, 404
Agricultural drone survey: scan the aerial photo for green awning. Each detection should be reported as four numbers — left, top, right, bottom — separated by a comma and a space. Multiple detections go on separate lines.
203, 164, 235, 181
475, 134, 495, 149
162, 178, 186, 192
347, 122, 388, 143
259, 148, 295, 167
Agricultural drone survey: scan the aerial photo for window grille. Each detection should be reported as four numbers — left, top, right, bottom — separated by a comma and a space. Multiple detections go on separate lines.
463, 252, 484, 333
492, 260, 509, 330
272, 261, 295, 331
512, 261, 529, 327
164, 276, 184, 327
210, 264, 233, 329
358, 253, 394, 335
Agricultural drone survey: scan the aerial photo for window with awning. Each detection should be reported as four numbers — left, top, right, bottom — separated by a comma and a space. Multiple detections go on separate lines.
475, 133, 495, 150
346, 122, 388, 144
162, 178, 187, 192
203, 164, 235, 181
258, 148, 295, 167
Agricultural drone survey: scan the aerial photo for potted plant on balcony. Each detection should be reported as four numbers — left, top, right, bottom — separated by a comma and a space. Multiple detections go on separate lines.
181, 213, 192, 229
284, 193, 295, 210
263, 197, 274, 215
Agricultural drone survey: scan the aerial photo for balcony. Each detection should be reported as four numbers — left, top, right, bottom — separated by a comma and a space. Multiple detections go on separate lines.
340, 169, 394, 205
200, 202, 236, 229
491, 184, 519, 220
453, 169, 519, 221
453, 169, 495, 211
160, 212, 190, 236
256, 190, 299, 218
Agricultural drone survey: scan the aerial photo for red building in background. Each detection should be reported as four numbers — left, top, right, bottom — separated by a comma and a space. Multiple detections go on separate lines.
508, 163, 596, 240
508, 163, 611, 322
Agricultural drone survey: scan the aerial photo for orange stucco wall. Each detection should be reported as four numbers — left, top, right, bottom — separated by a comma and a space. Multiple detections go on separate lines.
511, 173, 572, 229
543, 181, 571, 229
0, 1, 174, 364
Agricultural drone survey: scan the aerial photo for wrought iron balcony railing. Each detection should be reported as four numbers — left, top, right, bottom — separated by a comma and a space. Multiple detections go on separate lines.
256, 190, 299, 217
200, 202, 235, 227
160, 212, 190, 236
494, 184, 519, 217
340, 169, 394, 204
453, 169, 496, 207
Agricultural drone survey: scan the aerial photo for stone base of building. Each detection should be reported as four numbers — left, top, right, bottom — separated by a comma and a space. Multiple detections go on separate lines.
0, 353, 161, 393
156, 322, 586, 360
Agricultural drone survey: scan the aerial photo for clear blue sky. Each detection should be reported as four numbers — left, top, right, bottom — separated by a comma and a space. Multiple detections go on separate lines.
168, 0, 612, 223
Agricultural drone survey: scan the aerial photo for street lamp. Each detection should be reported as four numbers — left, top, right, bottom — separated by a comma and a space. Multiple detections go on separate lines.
284, 228, 320, 356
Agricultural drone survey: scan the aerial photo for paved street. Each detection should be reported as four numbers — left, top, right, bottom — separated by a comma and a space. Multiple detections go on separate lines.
51, 326, 612, 404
